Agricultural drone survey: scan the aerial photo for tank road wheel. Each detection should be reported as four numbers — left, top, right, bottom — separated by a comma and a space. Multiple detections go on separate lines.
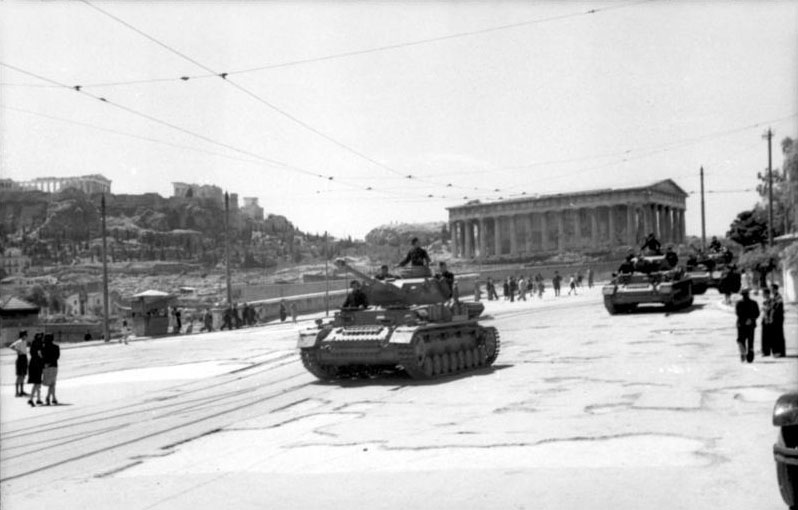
300, 350, 339, 381
441, 353, 450, 374
433, 355, 443, 376
464, 349, 474, 368
423, 357, 434, 378
477, 346, 488, 366
447, 352, 457, 372
482, 327, 501, 366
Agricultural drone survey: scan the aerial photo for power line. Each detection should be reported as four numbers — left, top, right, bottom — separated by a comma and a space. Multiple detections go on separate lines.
2, 63, 501, 203
77, 0, 508, 196
2, 105, 265, 166
0, 0, 652, 91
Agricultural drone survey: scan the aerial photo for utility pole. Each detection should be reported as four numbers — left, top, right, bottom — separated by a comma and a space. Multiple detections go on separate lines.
101, 194, 110, 342
763, 128, 774, 246
324, 231, 329, 317
224, 192, 232, 307
700, 166, 706, 251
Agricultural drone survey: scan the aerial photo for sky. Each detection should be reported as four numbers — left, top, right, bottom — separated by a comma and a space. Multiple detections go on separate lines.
1, 1, 796, 240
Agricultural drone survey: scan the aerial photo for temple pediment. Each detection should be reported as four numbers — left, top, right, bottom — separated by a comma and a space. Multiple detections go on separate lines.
645, 179, 688, 198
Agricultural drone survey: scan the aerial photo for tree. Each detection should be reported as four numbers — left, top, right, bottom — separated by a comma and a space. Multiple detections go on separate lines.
727, 207, 770, 247
755, 136, 796, 235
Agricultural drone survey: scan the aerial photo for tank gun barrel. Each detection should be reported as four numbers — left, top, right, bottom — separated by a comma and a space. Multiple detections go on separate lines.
334, 259, 380, 285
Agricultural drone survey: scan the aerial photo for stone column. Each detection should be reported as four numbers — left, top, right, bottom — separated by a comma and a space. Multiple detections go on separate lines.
679, 208, 686, 243
590, 208, 598, 248
450, 221, 459, 258
540, 212, 549, 251
494, 216, 502, 257
464, 220, 473, 258
557, 210, 565, 252
525, 214, 533, 253
657, 205, 664, 240
478, 218, 487, 258
627, 205, 636, 246
509, 215, 518, 255
608, 206, 615, 246
573, 209, 581, 249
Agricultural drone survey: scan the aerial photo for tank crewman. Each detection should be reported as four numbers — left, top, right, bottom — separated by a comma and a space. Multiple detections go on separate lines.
618, 254, 635, 274
641, 233, 662, 255
397, 237, 431, 267
342, 280, 369, 309
435, 261, 455, 299
374, 265, 397, 281
664, 246, 679, 269
708, 236, 722, 253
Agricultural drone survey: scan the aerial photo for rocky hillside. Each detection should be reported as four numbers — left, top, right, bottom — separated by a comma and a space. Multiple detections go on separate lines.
364, 222, 448, 247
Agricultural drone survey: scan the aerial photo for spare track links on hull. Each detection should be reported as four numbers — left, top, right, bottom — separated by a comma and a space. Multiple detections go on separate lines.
300, 326, 500, 381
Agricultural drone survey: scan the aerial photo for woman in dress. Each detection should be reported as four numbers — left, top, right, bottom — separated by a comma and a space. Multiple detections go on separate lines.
41, 334, 60, 406
27, 333, 44, 407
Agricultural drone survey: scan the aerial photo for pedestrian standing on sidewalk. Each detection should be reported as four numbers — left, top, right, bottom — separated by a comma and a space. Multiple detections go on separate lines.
41, 334, 60, 405
735, 288, 760, 363
121, 320, 131, 345
568, 274, 577, 296
552, 272, 562, 297
27, 333, 44, 406
587, 268, 594, 289
290, 302, 298, 323
173, 306, 182, 334
9, 330, 29, 398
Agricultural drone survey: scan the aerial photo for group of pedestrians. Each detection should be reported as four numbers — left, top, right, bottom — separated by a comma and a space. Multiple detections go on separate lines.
735, 284, 786, 363
9, 330, 60, 407
483, 268, 593, 302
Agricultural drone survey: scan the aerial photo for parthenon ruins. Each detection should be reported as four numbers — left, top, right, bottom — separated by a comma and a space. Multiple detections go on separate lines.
447, 179, 687, 258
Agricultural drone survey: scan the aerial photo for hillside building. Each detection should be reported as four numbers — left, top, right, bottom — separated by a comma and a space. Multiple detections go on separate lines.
242, 197, 264, 220
16, 174, 111, 194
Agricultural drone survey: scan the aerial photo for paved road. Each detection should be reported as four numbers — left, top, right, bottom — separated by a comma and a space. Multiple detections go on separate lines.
1, 287, 795, 509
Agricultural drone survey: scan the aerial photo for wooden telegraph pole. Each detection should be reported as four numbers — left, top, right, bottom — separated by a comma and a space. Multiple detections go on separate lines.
224, 192, 232, 306
101, 194, 110, 342
700, 166, 706, 251
763, 128, 774, 246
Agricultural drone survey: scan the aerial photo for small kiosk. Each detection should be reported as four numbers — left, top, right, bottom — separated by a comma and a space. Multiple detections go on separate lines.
130, 290, 175, 337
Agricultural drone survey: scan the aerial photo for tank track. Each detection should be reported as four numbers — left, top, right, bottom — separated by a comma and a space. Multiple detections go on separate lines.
399, 325, 500, 380
300, 349, 339, 380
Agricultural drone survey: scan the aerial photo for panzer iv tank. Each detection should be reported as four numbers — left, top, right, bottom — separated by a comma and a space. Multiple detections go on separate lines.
602, 255, 694, 314
297, 260, 500, 381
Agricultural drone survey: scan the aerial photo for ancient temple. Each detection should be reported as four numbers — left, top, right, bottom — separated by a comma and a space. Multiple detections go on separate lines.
447, 179, 687, 258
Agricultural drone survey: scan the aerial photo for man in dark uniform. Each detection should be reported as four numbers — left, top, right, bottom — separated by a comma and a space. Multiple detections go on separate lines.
374, 265, 397, 281
708, 236, 722, 252
735, 288, 760, 363
342, 280, 369, 309
398, 237, 431, 267
664, 246, 679, 269
435, 262, 455, 299
618, 254, 635, 274
641, 233, 662, 255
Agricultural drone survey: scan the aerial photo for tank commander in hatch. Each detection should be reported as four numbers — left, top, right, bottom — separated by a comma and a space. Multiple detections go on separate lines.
435, 261, 455, 299
397, 237, 431, 268
618, 253, 635, 274
664, 246, 679, 269
641, 232, 662, 255
342, 280, 369, 309
374, 265, 397, 281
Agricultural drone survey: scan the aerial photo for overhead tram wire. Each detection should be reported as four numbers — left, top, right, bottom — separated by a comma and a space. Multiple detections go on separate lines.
29, 0, 653, 91
3, 105, 265, 166
76, 0, 508, 197
0, 62, 449, 202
